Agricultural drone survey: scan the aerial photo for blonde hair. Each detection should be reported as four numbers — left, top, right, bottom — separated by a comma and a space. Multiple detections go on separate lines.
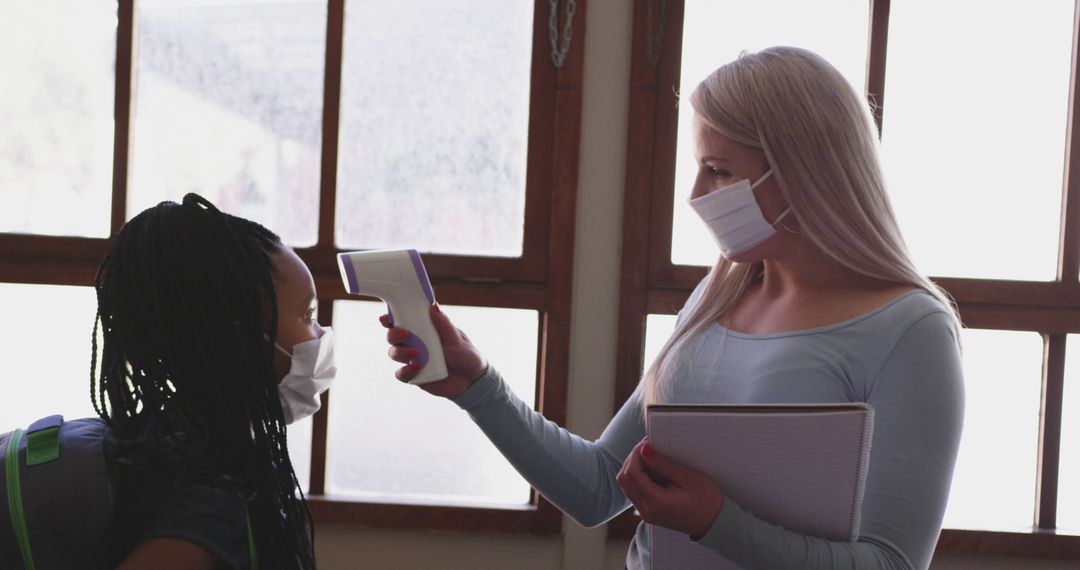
642, 46, 959, 407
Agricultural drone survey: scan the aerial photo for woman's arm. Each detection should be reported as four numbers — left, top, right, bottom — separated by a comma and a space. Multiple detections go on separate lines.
453, 366, 646, 526
388, 304, 648, 526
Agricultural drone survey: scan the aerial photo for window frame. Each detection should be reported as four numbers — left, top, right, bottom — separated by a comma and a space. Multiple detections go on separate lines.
0, 0, 587, 535
610, 0, 1080, 558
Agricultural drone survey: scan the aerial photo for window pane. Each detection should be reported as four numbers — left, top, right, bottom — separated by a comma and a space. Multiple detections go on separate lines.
129, 0, 326, 246
0, 284, 99, 428
644, 314, 677, 373
881, 0, 1073, 280
327, 301, 537, 506
335, 1, 532, 256
945, 329, 1042, 531
287, 415, 313, 494
1060, 334, 1080, 532
671, 0, 870, 266
0, 1, 115, 237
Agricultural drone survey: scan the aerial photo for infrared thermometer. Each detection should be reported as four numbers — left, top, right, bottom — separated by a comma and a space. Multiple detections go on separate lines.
337, 249, 448, 385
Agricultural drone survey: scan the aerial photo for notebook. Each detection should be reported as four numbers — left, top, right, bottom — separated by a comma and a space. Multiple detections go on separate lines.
646, 403, 874, 570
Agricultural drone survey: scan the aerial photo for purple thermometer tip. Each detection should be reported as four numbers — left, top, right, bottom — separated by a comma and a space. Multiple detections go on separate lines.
340, 253, 360, 294
408, 249, 436, 305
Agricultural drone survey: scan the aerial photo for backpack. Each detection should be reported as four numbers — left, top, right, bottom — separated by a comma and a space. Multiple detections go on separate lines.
1, 416, 260, 570
0, 415, 114, 570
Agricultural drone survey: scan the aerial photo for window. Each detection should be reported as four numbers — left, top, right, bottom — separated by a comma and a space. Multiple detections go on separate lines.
129, 0, 327, 246
1061, 335, 1080, 532
0, 0, 585, 535
0, 284, 100, 427
334, 1, 534, 256
0, 0, 115, 238
942, 330, 1043, 531
325, 302, 538, 507
881, 0, 1072, 281
614, 0, 1080, 558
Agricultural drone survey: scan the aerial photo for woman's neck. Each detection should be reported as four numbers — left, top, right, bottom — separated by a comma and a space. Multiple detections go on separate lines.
755, 238, 892, 300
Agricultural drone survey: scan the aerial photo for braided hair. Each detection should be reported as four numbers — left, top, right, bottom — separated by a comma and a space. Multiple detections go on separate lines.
90, 193, 315, 568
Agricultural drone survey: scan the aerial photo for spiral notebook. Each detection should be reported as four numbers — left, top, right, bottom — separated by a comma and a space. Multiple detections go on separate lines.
646, 403, 874, 570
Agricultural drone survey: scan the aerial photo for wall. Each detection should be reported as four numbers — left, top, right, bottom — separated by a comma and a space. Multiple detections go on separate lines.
313, 1, 1068, 568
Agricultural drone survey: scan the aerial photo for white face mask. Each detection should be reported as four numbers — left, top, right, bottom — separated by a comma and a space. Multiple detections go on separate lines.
273, 328, 337, 424
689, 169, 792, 258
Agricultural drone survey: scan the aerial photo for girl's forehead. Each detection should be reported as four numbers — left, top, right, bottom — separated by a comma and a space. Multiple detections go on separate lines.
272, 248, 315, 293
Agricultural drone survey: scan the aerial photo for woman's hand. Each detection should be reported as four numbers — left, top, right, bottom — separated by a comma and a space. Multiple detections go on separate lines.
382, 303, 488, 399
616, 437, 726, 539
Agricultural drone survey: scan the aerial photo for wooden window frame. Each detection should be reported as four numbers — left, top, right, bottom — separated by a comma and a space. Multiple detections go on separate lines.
609, 0, 1080, 559
0, 0, 587, 536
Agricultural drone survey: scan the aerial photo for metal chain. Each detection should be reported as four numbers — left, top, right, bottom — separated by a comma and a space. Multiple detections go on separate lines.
548, 0, 577, 68
646, 0, 668, 67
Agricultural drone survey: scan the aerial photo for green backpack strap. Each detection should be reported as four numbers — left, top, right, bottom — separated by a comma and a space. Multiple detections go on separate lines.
4, 415, 64, 570
5, 428, 34, 570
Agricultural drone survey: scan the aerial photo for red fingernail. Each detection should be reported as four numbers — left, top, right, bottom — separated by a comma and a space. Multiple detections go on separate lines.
408, 349, 419, 358
433, 303, 442, 314
394, 330, 407, 341
642, 442, 654, 458
409, 363, 422, 371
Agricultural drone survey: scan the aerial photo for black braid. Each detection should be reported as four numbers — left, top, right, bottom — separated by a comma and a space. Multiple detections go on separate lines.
90, 193, 316, 568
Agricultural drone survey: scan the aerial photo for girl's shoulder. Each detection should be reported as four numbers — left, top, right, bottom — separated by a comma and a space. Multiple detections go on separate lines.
136, 482, 253, 569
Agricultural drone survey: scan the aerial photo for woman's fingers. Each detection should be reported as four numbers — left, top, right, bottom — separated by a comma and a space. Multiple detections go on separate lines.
616, 451, 641, 503
378, 305, 488, 398
386, 326, 409, 345
387, 345, 419, 363
394, 362, 421, 382
384, 325, 421, 381
622, 439, 726, 537
639, 438, 691, 486
618, 440, 662, 513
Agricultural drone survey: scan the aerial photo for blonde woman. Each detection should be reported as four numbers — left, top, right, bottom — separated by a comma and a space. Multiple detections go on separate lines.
384, 46, 963, 569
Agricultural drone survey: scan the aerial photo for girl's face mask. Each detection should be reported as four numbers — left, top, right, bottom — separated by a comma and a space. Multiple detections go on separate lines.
273, 327, 337, 424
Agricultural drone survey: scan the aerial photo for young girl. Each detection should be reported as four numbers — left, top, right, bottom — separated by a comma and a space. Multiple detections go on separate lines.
92, 193, 333, 568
